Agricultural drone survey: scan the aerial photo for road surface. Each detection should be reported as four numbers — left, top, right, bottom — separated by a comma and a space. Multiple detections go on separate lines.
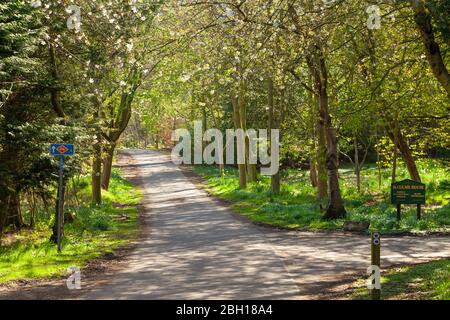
84, 149, 450, 299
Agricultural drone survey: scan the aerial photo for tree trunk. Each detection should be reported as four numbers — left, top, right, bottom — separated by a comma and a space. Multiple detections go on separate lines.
354, 137, 361, 193
385, 117, 421, 182
309, 159, 318, 187
92, 126, 102, 205
243, 96, 257, 183
231, 84, 247, 189
308, 48, 346, 219
48, 42, 65, 118
101, 88, 134, 193
155, 133, 160, 149
102, 145, 115, 191
308, 79, 318, 189
0, 194, 10, 238
390, 125, 421, 182
267, 77, 280, 194
316, 109, 328, 203
392, 147, 397, 183
6, 194, 23, 228
50, 179, 66, 243
411, 0, 450, 99
247, 163, 257, 182
376, 132, 382, 189
324, 125, 346, 219
202, 103, 207, 161
0, 143, 24, 230
324, 126, 346, 219
392, 123, 398, 184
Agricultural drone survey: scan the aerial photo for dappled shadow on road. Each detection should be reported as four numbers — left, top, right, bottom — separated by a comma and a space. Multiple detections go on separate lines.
85, 149, 450, 300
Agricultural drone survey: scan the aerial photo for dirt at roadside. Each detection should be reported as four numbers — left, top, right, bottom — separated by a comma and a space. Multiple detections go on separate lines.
0, 151, 146, 300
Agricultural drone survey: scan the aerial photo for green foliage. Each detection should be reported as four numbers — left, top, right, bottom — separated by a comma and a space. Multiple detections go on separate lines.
0, 1, 43, 94
350, 259, 450, 300
194, 160, 450, 233
0, 168, 142, 283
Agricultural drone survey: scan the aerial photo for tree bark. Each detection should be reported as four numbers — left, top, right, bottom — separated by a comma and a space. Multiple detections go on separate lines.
102, 144, 115, 191
0, 142, 24, 230
388, 124, 421, 182
243, 98, 257, 182
391, 121, 398, 183
309, 159, 318, 187
6, 194, 23, 228
231, 89, 247, 189
354, 137, 361, 193
50, 179, 66, 243
392, 147, 397, 183
377, 155, 382, 189
92, 144, 102, 205
411, 0, 450, 99
101, 86, 135, 190
308, 79, 318, 189
92, 121, 102, 205
316, 103, 328, 203
308, 47, 346, 219
48, 42, 65, 118
0, 195, 10, 238
268, 77, 280, 194
324, 125, 346, 219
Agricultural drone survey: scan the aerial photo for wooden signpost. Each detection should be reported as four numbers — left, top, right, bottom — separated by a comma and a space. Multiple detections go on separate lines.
50, 144, 75, 252
391, 179, 425, 221
371, 231, 381, 300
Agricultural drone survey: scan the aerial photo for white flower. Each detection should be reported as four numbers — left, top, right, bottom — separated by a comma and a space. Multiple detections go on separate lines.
30, 0, 41, 8
180, 74, 191, 82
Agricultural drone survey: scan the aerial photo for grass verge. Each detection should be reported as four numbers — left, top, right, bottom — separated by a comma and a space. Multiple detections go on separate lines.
0, 168, 142, 283
192, 160, 450, 233
349, 259, 450, 300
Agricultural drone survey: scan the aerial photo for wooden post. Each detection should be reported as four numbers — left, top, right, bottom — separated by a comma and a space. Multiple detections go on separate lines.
417, 204, 421, 220
371, 231, 381, 300
57, 156, 64, 253
396, 204, 401, 222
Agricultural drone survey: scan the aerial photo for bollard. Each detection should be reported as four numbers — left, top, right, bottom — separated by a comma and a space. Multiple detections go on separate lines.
371, 231, 381, 300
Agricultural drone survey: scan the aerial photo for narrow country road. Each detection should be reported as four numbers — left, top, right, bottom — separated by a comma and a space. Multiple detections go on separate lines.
84, 149, 450, 300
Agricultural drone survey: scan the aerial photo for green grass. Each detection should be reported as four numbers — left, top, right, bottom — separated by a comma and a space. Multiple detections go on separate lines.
350, 259, 450, 300
0, 168, 142, 283
192, 159, 450, 233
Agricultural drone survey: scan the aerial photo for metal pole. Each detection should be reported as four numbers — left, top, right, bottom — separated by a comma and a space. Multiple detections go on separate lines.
57, 156, 64, 253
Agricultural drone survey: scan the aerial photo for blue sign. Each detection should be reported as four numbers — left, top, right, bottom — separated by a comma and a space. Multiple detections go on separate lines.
50, 144, 75, 156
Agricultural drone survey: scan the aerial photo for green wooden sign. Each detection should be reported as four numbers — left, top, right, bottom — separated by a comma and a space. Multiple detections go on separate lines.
391, 179, 426, 205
